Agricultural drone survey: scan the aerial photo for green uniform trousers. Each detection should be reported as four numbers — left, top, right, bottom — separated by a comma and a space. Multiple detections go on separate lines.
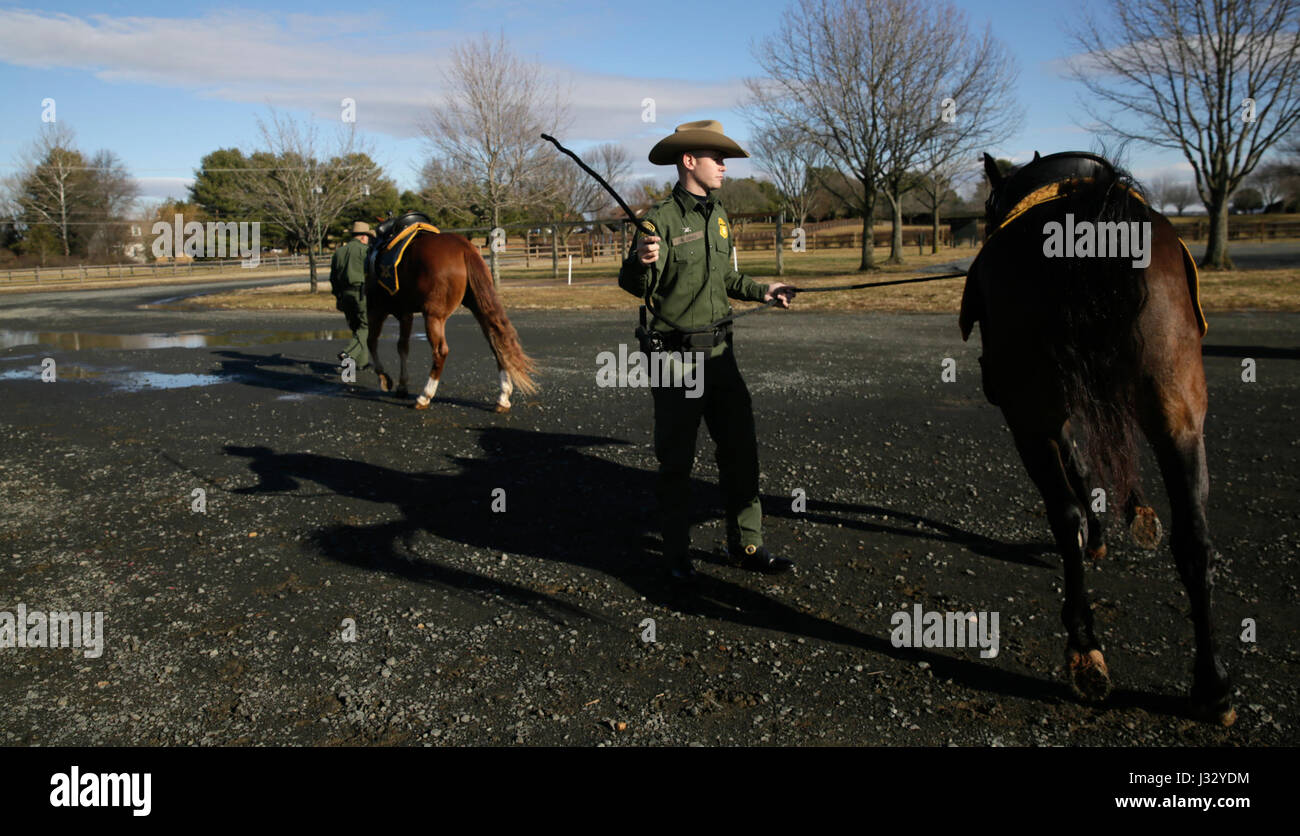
337, 292, 371, 368
650, 341, 763, 557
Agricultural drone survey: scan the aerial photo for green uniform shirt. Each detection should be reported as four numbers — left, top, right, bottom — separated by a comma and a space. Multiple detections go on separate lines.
618, 183, 768, 332
329, 237, 368, 298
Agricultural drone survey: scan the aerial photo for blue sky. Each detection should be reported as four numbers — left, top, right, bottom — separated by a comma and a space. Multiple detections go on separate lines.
0, 0, 1197, 210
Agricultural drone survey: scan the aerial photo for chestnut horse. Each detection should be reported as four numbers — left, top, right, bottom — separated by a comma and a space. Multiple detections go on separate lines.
365, 231, 536, 412
959, 151, 1232, 725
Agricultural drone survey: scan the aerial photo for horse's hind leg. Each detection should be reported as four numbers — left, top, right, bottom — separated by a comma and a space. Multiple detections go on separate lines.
1010, 422, 1112, 701
368, 309, 393, 392
462, 295, 514, 413
414, 315, 449, 410
1148, 427, 1234, 725
1059, 420, 1107, 559
395, 314, 413, 398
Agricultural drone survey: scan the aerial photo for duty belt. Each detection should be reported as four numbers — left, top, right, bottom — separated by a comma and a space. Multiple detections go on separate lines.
637, 305, 731, 352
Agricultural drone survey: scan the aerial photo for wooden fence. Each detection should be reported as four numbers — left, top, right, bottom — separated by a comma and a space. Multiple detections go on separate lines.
0, 254, 312, 286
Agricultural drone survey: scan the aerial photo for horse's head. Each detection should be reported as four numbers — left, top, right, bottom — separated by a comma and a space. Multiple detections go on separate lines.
983, 150, 1117, 231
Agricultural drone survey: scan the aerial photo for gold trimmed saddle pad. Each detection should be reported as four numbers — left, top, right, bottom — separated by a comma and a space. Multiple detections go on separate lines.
375, 222, 441, 295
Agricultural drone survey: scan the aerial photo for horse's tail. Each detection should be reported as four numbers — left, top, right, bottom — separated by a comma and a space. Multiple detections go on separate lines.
461, 243, 538, 396
1047, 166, 1151, 506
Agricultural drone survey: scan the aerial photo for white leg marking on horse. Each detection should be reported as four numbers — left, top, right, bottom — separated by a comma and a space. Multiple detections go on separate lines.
416, 377, 439, 407
497, 370, 513, 408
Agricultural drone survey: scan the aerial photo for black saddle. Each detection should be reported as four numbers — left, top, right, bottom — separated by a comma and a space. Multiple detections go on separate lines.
374, 211, 432, 245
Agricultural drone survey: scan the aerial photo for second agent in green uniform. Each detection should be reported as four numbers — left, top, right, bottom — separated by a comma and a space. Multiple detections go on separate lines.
329, 221, 373, 370
618, 120, 795, 582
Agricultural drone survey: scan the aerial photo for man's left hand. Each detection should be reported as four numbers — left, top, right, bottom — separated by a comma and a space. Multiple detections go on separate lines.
765, 282, 795, 309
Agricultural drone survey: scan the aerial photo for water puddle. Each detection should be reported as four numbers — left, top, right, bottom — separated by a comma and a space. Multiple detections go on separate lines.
0, 362, 226, 391
0, 364, 104, 381
110, 371, 228, 391
0, 329, 355, 351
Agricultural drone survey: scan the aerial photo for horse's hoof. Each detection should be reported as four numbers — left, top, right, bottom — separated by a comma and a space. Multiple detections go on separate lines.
1129, 506, 1163, 549
395, 387, 409, 399
1066, 648, 1112, 702
378, 373, 393, 393
1210, 706, 1237, 727
1086, 544, 1107, 560
1189, 700, 1236, 727
494, 404, 510, 414
413, 400, 430, 410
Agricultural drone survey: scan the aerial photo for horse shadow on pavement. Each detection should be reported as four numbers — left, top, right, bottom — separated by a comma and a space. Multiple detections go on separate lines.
209, 349, 505, 411
223, 426, 1192, 718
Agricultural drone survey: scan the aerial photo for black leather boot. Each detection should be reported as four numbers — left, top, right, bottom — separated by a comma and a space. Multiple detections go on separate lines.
729, 544, 794, 574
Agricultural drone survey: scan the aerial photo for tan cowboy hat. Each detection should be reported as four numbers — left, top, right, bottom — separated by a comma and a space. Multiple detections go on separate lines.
350, 221, 373, 236
648, 120, 750, 166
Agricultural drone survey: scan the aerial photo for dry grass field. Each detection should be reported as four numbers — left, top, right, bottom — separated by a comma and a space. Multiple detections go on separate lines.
181, 244, 1298, 314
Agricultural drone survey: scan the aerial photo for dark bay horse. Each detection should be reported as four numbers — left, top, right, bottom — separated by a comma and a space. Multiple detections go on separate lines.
366, 231, 536, 412
959, 151, 1232, 725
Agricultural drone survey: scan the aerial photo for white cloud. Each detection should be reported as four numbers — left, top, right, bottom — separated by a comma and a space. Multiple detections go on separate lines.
0, 8, 749, 152
134, 176, 193, 202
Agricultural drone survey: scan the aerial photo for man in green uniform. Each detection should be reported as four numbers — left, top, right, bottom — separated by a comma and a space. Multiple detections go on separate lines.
329, 221, 373, 369
618, 120, 795, 582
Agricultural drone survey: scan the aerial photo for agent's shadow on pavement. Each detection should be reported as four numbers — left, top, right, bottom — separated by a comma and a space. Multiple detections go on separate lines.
224, 427, 1192, 718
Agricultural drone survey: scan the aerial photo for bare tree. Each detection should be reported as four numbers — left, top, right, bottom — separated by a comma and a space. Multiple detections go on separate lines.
1067, 0, 1300, 268
6, 125, 138, 262
746, 0, 893, 270
536, 142, 629, 225
747, 124, 821, 230
421, 32, 568, 283
533, 142, 630, 276
1165, 180, 1199, 215
748, 0, 1018, 270
631, 178, 674, 213
415, 156, 479, 226
874, 3, 1020, 263
1146, 175, 1172, 213
1245, 160, 1291, 209
241, 109, 378, 292
11, 124, 83, 259
82, 149, 139, 260
914, 139, 977, 254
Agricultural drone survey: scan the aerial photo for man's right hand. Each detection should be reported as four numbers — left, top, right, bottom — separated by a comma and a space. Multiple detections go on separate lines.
637, 235, 660, 265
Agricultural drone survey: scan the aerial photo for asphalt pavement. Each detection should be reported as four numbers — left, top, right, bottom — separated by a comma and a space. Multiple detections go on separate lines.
0, 279, 1295, 746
